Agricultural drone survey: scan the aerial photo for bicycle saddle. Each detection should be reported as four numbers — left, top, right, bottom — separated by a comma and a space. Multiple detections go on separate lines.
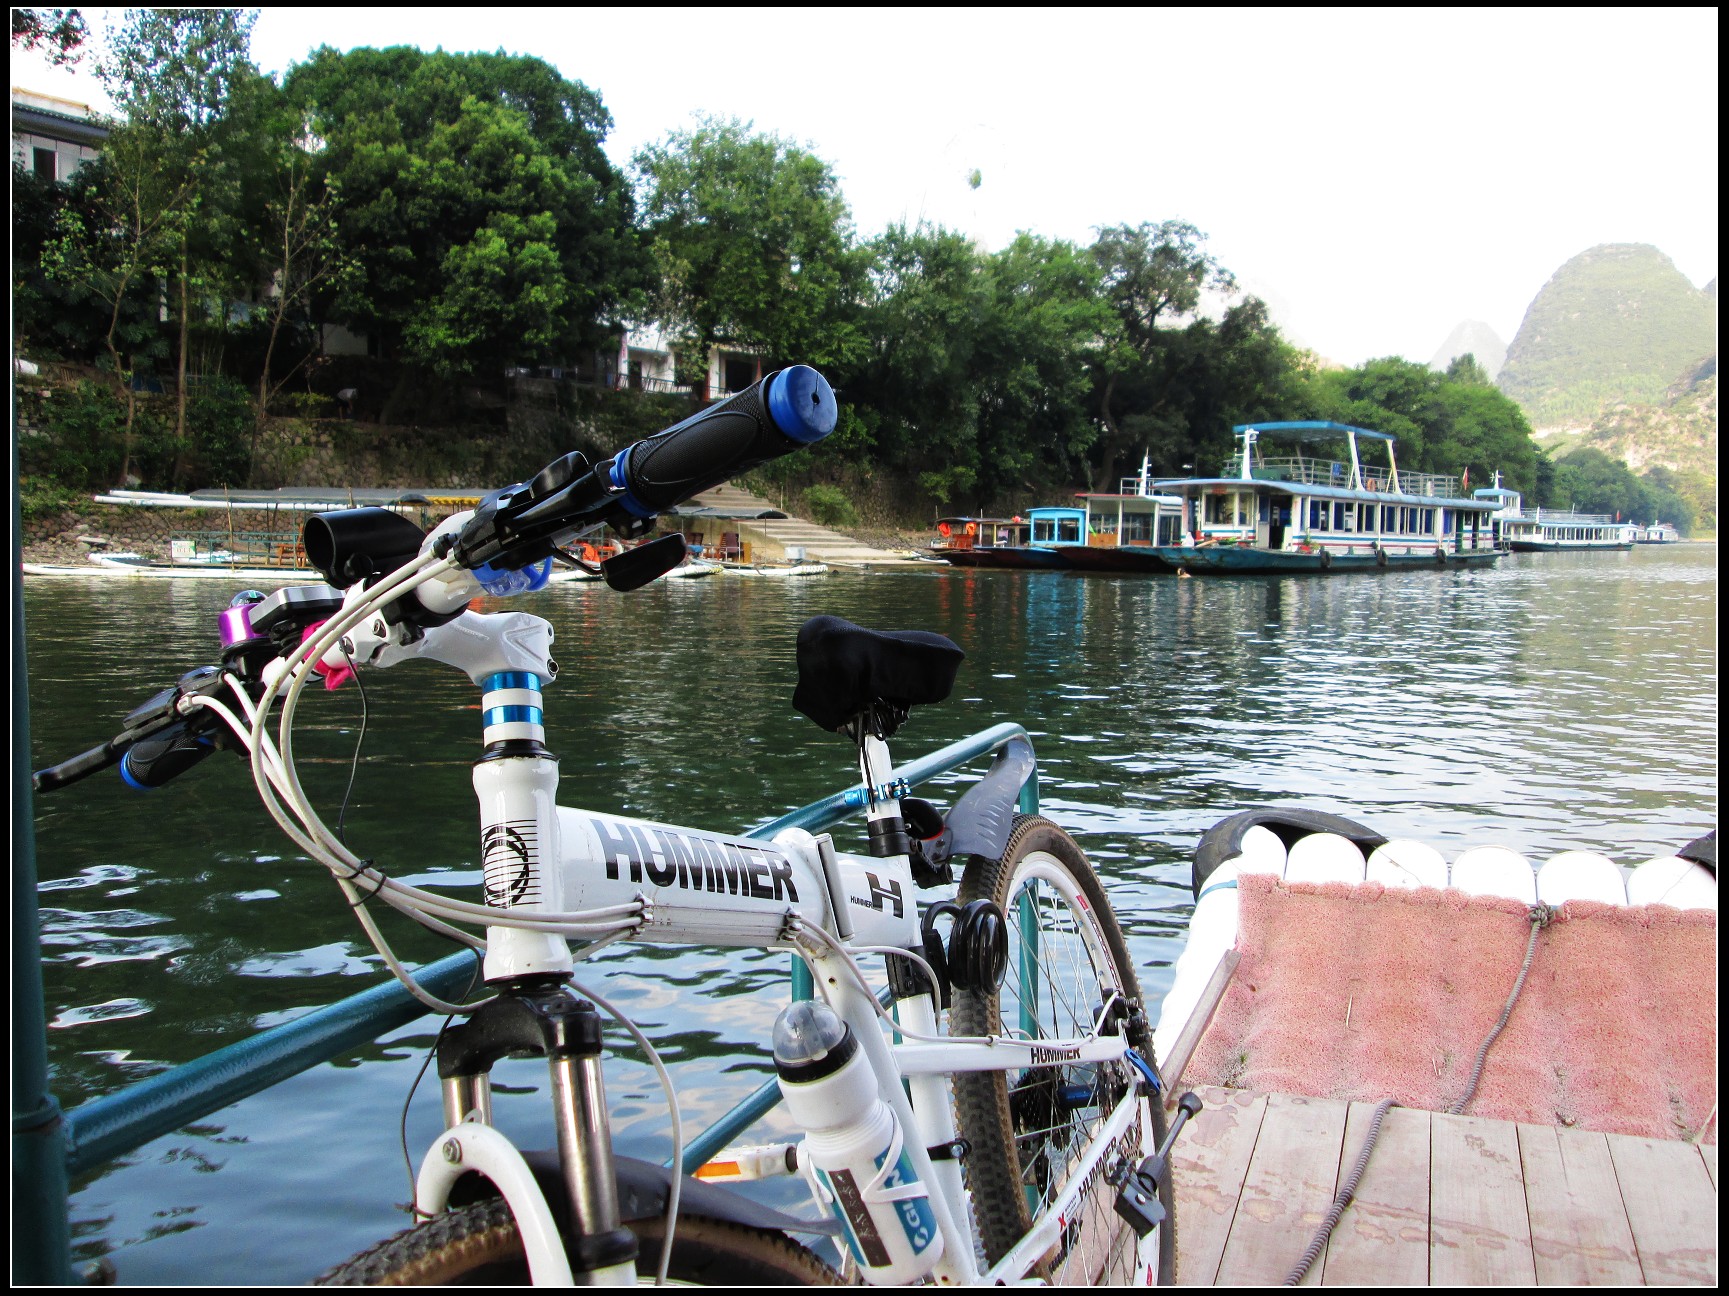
792, 615, 964, 734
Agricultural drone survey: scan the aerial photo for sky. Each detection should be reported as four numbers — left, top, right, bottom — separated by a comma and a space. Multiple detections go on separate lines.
13, 7, 1719, 367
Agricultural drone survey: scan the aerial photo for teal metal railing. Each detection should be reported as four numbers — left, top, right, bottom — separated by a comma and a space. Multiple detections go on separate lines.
15, 706, 1034, 1280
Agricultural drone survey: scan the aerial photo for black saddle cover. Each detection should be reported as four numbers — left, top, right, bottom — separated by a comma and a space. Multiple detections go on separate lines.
792, 615, 964, 732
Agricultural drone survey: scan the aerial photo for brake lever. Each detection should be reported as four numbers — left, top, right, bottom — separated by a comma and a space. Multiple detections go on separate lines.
602, 534, 687, 591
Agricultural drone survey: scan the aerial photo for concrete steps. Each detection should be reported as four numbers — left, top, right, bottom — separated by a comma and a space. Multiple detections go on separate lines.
685, 485, 926, 569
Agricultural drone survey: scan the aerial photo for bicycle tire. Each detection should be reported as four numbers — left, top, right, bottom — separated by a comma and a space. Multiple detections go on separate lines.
950, 815, 1174, 1285
311, 1199, 842, 1285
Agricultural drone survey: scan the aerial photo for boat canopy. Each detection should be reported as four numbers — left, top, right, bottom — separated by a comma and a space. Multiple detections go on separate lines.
1233, 420, 1395, 443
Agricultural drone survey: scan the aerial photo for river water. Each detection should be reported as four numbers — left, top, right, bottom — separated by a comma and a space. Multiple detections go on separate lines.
23, 545, 1717, 1282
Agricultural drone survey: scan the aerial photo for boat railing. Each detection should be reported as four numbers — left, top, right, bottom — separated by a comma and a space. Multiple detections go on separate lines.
171, 529, 310, 567
1243, 456, 1467, 498
1528, 509, 1615, 525
13, 711, 1036, 1282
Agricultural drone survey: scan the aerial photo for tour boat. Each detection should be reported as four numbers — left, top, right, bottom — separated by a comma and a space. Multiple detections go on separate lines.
1153, 809, 1717, 1285
1144, 422, 1505, 573
1637, 522, 1682, 545
1477, 483, 1639, 551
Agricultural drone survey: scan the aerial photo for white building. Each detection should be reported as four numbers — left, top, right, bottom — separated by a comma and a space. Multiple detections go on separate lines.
11, 88, 108, 181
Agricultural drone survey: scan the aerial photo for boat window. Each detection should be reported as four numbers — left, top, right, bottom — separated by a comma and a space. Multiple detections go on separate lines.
1121, 513, 1153, 543
1309, 500, 1328, 529
1158, 513, 1182, 545
1059, 518, 1080, 542
1334, 502, 1350, 531
1033, 519, 1053, 542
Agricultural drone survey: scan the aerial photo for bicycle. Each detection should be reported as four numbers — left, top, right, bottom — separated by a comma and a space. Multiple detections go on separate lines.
34, 365, 1188, 1286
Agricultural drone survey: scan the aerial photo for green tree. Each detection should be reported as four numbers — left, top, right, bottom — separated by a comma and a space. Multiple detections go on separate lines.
852, 223, 992, 497
1088, 220, 1238, 487
94, 8, 259, 481
971, 234, 1114, 500
285, 47, 643, 379
1550, 448, 1656, 521
11, 7, 87, 64
635, 117, 866, 393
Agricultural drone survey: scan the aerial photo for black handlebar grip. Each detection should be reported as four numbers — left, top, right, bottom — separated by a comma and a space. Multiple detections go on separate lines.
607, 366, 836, 517
118, 721, 220, 790
33, 741, 123, 794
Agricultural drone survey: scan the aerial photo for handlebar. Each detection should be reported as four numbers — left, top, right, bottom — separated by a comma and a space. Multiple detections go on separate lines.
36, 364, 838, 793
449, 365, 837, 572
34, 665, 238, 794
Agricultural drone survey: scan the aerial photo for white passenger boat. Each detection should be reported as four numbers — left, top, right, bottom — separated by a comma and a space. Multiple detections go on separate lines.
1152, 809, 1716, 1285
1146, 422, 1505, 573
1637, 521, 1683, 545
1477, 482, 1639, 551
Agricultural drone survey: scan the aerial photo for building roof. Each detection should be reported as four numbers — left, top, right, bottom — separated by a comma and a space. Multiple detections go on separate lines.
11, 94, 110, 148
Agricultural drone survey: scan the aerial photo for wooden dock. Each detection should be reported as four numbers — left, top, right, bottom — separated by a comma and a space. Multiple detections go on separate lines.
1172, 1087, 1718, 1286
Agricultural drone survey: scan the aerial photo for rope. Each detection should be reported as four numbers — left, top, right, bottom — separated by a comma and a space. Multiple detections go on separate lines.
1448, 903, 1551, 1117
1281, 902, 1553, 1285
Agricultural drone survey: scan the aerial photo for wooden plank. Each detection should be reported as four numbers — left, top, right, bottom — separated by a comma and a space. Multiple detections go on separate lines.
1517, 1123, 1643, 1286
1430, 1110, 1536, 1285
1171, 1087, 1269, 1286
1159, 949, 1240, 1097
1606, 1131, 1718, 1286
1215, 1091, 1348, 1286
1320, 1102, 1432, 1286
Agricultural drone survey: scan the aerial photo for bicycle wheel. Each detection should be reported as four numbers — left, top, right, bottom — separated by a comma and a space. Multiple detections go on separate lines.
312, 1199, 841, 1285
950, 815, 1173, 1285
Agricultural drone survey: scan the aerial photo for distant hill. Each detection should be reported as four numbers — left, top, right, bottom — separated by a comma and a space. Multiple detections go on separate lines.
1497, 244, 1716, 431
1429, 320, 1507, 378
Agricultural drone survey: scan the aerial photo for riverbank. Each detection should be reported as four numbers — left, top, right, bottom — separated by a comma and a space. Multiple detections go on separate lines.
19, 499, 937, 571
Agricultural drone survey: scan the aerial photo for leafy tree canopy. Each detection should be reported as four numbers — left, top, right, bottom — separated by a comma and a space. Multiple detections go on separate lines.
635, 117, 866, 378
285, 46, 643, 375
12, 7, 87, 65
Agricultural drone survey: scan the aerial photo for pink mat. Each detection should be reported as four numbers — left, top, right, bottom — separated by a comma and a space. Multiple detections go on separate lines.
1186, 874, 1717, 1143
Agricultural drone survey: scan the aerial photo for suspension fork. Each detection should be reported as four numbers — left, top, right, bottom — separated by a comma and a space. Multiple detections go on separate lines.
435, 983, 638, 1282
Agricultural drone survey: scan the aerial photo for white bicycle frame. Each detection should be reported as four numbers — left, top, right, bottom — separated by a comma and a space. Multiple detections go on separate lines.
237, 559, 1163, 1286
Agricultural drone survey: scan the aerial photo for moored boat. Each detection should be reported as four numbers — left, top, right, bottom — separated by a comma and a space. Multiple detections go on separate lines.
1154, 810, 1717, 1285
1478, 482, 1639, 551
1147, 422, 1505, 574
1637, 521, 1683, 545
928, 516, 1065, 569
1057, 460, 1185, 574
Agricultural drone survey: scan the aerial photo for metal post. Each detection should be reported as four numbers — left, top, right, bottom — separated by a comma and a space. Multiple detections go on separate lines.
13, 401, 75, 1284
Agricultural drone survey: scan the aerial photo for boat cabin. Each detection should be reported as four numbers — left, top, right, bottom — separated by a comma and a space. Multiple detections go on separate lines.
1027, 507, 1086, 548
933, 516, 1029, 552
1154, 422, 1502, 559
1073, 457, 1185, 551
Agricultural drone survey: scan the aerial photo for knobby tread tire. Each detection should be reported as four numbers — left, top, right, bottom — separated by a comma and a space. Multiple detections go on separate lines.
949, 815, 1175, 1284
311, 1199, 841, 1286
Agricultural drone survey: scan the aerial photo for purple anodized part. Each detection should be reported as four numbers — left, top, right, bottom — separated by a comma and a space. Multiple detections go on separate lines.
218, 603, 255, 648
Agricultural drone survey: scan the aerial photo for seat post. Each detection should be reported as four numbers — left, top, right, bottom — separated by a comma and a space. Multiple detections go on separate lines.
853, 725, 911, 860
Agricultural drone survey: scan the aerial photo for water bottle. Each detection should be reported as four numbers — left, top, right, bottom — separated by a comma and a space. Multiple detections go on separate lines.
773, 1000, 944, 1283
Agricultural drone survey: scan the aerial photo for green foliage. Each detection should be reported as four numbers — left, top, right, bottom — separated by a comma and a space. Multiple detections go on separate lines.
23, 380, 131, 488
11, 8, 88, 64
801, 484, 858, 528
636, 117, 866, 378
1498, 244, 1716, 427
16, 477, 83, 521
285, 46, 644, 375
183, 376, 255, 486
